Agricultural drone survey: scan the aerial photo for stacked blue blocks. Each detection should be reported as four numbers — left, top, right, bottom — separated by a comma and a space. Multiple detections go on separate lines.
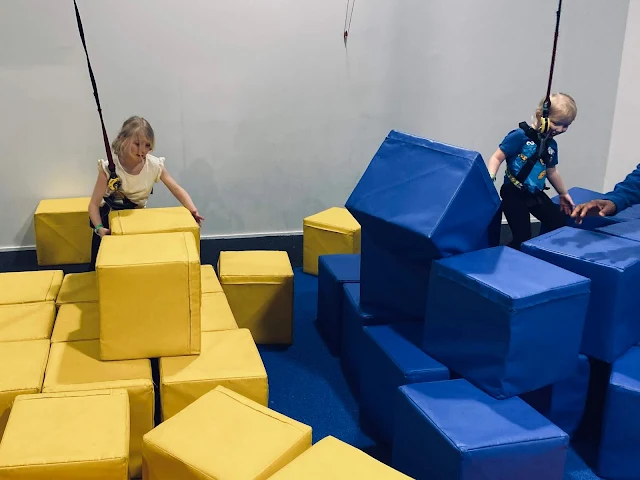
596, 218, 640, 243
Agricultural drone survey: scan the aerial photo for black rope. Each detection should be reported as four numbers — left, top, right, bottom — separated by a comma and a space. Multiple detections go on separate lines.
344, 0, 355, 44
541, 0, 563, 125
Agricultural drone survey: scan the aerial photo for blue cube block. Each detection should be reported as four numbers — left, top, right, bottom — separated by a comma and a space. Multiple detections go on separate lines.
392, 379, 570, 480
345, 130, 501, 262
522, 227, 640, 363
316, 254, 361, 356
597, 346, 640, 479
423, 245, 590, 399
596, 218, 640, 243
609, 203, 640, 222
521, 354, 590, 437
359, 322, 450, 445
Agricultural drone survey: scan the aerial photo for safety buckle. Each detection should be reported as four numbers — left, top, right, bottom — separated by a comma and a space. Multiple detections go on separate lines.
107, 172, 121, 192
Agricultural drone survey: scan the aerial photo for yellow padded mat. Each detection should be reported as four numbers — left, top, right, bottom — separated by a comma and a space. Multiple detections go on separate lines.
34, 197, 93, 266
218, 251, 294, 345
56, 272, 98, 305
0, 270, 63, 306
201, 292, 238, 332
201, 264, 223, 293
0, 302, 55, 342
303, 207, 361, 275
51, 303, 99, 343
159, 329, 267, 420
267, 435, 413, 479
0, 390, 129, 479
96, 232, 201, 360
142, 386, 311, 480
43, 340, 153, 479
109, 206, 201, 254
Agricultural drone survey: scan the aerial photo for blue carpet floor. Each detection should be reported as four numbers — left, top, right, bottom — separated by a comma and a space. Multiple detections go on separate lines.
258, 268, 602, 479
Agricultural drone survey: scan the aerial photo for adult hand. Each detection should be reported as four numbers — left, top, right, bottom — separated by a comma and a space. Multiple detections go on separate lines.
558, 193, 575, 215
191, 209, 205, 226
570, 199, 616, 224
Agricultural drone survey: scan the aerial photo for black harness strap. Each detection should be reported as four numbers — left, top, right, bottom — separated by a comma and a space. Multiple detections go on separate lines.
513, 122, 552, 185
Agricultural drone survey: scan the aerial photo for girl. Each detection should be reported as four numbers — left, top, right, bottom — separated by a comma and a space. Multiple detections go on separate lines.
88, 116, 203, 269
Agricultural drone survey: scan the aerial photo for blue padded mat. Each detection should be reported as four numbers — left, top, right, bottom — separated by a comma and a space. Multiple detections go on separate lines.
596, 218, 640, 243
359, 322, 450, 445
392, 378, 569, 480
423, 246, 590, 399
345, 130, 501, 261
522, 226, 640, 363
316, 254, 361, 356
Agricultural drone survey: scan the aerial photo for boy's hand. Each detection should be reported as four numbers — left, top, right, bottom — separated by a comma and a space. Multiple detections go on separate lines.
97, 227, 111, 237
558, 193, 575, 215
570, 199, 616, 224
191, 209, 204, 226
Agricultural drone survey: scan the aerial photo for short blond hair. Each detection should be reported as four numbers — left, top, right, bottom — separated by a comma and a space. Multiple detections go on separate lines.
111, 116, 155, 157
535, 92, 577, 126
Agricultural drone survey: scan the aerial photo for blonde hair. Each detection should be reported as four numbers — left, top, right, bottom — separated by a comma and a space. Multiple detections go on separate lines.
111, 116, 155, 157
534, 93, 577, 127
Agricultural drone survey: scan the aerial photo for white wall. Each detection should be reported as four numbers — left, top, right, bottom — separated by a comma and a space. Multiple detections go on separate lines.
604, 0, 640, 192
0, 0, 630, 249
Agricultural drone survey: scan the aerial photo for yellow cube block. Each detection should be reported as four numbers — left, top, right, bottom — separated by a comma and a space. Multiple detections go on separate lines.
201, 292, 238, 332
34, 197, 92, 266
56, 272, 98, 305
0, 270, 63, 306
218, 251, 294, 345
0, 339, 50, 437
201, 264, 223, 293
97, 232, 201, 360
0, 390, 129, 479
109, 206, 201, 254
43, 340, 154, 479
268, 435, 413, 479
160, 329, 267, 420
303, 207, 361, 275
51, 302, 99, 343
142, 386, 311, 480
0, 303, 55, 342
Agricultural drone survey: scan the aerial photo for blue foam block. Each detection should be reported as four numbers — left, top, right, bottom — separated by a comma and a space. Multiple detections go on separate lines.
316, 254, 361, 356
521, 354, 590, 437
610, 203, 640, 222
423, 245, 591, 399
543, 187, 621, 233
597, 346, 640, 479
392, 378, 570, 480
522, 226, 640, 363
359, 322, 450, 445
596, 218, 640, 243
345, 130, 501, 261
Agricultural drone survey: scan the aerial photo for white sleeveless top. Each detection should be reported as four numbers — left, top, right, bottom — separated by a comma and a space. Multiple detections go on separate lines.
98, 154, 165, 208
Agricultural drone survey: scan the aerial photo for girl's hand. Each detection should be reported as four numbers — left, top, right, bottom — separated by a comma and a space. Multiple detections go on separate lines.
559, 193, 575, 215
97, 227, 111, 237
190, 209, 204, 226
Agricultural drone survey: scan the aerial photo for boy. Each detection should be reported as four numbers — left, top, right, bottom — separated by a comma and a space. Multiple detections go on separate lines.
487, 93, 577, 249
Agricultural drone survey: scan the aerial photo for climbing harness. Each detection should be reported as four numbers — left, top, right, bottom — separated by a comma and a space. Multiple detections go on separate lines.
507, 0, 562, 190
343, 0, 355, 45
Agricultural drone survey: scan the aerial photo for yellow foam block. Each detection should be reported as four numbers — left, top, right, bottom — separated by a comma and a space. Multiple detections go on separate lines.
34, 197, 93, 266
43, 340, 153, 479
56, 272, 97, 305
51, 302, 99, 343
0, 270, 63, 306
201, 264, 223, 293
268, 435, 413, 479
303, 207, 361, 275
0, 390, 129, 479
97, 232, 201, 360
0, 302, 55, 342
143, 386, 311, 480
0, 339, 50, 437
218, 251, 294, 345
109, 206, 201, 254
201, 292, 238, 332
160, 329, 266, 420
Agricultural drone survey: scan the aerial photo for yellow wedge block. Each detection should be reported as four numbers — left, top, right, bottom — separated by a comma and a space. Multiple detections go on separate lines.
0, 302, 55, 342
109, 206, 201, 255
142, 386, 311, 480
0, 339, 50, 437
56, 272, 98, 305
51, 302, 99, 343
201, 264, 223, 293
0, 270, 63, 306
34, 197, 92, 266
160, 329, 267, 420
0, 390, 129, 479
201, 292, 238, 332
268, 435, 413, 479
96, 232, 201, 360
43, 340, 153, 479
303, 207, 361, 275
218, 251, 294, 345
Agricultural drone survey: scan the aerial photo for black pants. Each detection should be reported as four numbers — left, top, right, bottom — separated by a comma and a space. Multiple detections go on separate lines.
500, 181, 566, 250
89, 204, 111, 271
